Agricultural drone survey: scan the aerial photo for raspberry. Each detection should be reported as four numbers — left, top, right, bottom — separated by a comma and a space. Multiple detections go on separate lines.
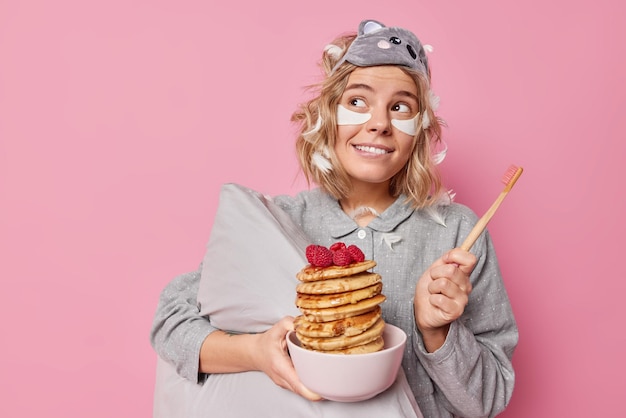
346, 245, 365, 263
305, 245, 318, 264
332, 248, 354, 266
312, 246, 334, 267
329, 242, 346, 252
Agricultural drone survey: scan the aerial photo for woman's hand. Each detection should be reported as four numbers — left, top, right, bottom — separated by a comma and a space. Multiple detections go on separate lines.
414, 248, 476, 352
198, 316, 321, 401
253, 317, 322, 401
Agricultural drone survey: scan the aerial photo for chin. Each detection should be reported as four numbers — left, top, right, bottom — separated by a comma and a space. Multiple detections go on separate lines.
349, 173, 395, 186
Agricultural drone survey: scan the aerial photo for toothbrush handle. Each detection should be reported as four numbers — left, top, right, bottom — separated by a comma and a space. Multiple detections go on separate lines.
460, 190, 508, 252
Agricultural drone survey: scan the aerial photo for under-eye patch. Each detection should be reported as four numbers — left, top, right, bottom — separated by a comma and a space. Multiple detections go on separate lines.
337, 105, 372, 125
391, 114, 419, 136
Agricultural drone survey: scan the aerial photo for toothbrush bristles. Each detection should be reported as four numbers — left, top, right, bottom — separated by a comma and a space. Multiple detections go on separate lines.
460, 163, 523, 251
502, 164, 522, 185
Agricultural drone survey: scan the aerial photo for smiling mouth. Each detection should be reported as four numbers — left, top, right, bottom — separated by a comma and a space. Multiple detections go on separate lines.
354, 145, 391, 155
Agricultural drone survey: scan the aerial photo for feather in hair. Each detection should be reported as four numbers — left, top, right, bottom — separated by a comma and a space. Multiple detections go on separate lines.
422, 111, 431, 129
432, 141, 448, 165
311, 146, 332, 173
422, 189, 455, 227
324, 44, 344, 60
422, 91, 439, 130
429, 90, 440, 111
302, 116, 322, 143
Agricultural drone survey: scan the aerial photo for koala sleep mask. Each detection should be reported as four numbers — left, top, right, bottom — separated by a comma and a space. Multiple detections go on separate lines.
331, 19, 429, 76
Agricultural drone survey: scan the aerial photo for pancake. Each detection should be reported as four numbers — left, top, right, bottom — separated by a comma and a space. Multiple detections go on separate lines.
294, 246, 387, 355
299, 294, 387, 323
295, 283, 383, 309
294, 306, 382, 338
296, 260, 377, 282
296, 272, 381, 295
318, 336, 385, 354
297, 318, 385, 351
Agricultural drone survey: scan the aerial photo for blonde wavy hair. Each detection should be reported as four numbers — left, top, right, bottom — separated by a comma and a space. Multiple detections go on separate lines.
291, 33, 446, 209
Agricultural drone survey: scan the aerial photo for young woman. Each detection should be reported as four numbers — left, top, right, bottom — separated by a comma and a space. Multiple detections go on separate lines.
151, 20, 518, 417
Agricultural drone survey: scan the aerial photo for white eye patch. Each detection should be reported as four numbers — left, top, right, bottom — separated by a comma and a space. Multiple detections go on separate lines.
391, 113, 419, 136
337, 105, 371, 125
336, 105, 419, 136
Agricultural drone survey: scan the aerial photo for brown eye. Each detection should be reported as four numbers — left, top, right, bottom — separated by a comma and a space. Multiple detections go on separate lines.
349, 98, 366, 108
392, 103, 411, 113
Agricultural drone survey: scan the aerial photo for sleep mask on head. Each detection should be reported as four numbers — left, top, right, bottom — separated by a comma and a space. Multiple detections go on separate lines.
331, 19, 430, 76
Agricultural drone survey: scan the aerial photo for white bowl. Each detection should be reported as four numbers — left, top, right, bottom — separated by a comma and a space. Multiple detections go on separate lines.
286, 324, 407, 402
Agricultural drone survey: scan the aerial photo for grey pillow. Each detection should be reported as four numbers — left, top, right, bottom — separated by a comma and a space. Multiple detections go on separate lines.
153, 357, 423, 418
156, 183, 423, 417
197, 183, 307, 333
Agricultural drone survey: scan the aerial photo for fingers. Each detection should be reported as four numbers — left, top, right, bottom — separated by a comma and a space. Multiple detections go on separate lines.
428, 272, 470, 299
292, 380, 323, 401
277, 317, 322, 401
435, 248, 476, 290
272, 360, 322, 401
262, 317, 323, 401
428, 287, 468, 321
443, 248, 477, 275
429, 264, 472, 294
422, 249, 474, 322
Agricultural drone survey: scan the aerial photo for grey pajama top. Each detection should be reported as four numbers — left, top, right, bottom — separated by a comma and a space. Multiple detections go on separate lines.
150, 187, 518, 418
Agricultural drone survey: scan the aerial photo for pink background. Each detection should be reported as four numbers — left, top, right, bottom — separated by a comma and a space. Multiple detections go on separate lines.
1, 0, 624, 416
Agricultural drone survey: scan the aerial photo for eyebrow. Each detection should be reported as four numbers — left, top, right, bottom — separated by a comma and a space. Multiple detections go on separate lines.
344, 83, 419, 102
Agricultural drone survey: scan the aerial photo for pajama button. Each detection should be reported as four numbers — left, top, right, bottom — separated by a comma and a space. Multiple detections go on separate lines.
357, 229, 366, 239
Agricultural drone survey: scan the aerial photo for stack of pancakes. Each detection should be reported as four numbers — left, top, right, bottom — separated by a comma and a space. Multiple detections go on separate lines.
294, 260, 386, 354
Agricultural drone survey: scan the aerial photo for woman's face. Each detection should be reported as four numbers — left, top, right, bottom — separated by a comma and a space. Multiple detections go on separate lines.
334, 66, 419, 190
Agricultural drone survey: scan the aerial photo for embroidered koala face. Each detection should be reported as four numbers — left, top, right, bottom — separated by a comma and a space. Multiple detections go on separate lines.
331, 20, 429, 76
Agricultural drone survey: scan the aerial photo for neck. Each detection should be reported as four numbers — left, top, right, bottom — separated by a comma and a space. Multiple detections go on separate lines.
339, 182, 395, 226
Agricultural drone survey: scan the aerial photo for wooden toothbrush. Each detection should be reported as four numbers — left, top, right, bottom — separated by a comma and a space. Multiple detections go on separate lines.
460, 165, 524, 251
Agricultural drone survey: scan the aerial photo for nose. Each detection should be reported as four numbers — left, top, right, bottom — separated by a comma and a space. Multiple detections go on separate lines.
366, 108, 391, 135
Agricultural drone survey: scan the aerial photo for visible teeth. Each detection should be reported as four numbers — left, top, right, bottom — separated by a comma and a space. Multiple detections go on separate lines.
355, 145, 388, 155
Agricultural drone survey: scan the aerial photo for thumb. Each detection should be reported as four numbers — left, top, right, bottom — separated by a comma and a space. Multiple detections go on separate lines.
443, 248, 476, 274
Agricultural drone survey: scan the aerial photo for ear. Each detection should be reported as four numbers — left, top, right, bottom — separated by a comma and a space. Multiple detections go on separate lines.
359, 20, 385, 35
